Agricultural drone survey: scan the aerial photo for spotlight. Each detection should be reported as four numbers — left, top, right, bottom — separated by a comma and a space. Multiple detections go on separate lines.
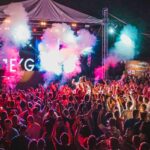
71, 23, 77, 27
85, 24, 90, 28
108, 27, 115, 34
4, 19, 11, 24
40, 36, 43, 40
40, 21, 47, 27
32, 28, 37, 32
29, 44, 32, 47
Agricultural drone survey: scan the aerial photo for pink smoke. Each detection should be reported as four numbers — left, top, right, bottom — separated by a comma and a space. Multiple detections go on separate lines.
39, 23, 96, 85
94, 55, 119, 80
1, 46, 23, 89
0, 3, 30, 88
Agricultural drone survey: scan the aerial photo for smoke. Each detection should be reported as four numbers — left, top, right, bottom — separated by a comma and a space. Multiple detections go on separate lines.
94, 55, 119, 81
0, 3, 31, 88
0, 3, 31, 47
111, 25, 138, 60
77, 29, 96, 55
39, 23, 96, 85
0, 44, 24, 89
94, 25, 138, 81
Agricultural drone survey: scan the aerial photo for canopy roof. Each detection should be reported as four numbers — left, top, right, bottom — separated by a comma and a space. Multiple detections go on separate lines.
0, 0, 102, 24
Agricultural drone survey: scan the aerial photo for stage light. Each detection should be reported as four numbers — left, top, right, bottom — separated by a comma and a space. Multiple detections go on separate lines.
108, 27, 115, 34
71, 23, 77, 27
85, 24, 90, 28
29, 44, 32, 47
40, 36, 43, 40
40, 21, 47, 27
32, 28, 37, 32
4, 19, 11, 24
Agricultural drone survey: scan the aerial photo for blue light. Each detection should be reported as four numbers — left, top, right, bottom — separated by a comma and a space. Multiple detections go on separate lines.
108, 27, 115, 34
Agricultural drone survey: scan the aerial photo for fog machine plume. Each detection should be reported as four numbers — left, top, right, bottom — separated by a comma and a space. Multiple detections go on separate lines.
0, 3, 31, 88
38, 23, 96, 86
94, 25, 139, 81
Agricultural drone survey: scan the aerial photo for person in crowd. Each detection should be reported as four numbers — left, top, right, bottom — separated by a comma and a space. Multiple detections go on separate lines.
0, 73, 149, 150
124, 109, 139, 132
26, 115, 41, 139
28, 139, 38, 150
10, 125, 30, 150
37, 138, 46, 150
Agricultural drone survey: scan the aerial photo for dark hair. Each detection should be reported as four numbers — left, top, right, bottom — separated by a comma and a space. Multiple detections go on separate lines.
10, 100, 15, 107
139, 142, 149, 150
28, 139, 38, 150
5, 119, 12, 125
2, 93, 6, 99
12, 115, 18, 123
80, 125, 91, 137
60, 132, 68, 145
38, 138, 45, 150
138, 96, 143, 102
132, 135, 140, 148
0, 111, 8, 120
33, 107, 38, 114
140, 112, 147, 121
84, 94, 90, 101
87, 135, 96, 149
28, 102, 33, 108
69, 95, 73, 101
133, 109, 139, 118
127, 101, 132, 109
20, 100, 26, 109
109, 118, 116, 127
109, 137, 120, 149
114, 110, 120, 118
35, 104, 41, 112
141, 104, 147, 111
97, 104, 102, 110
20, 124, 27, 131
62, 95, 67, 100
105, 112, 113, 120
27, 115, 34, 123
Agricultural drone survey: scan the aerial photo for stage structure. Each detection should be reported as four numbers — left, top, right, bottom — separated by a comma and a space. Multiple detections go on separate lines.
102, 8, 109, 79
0, 0, 109, 79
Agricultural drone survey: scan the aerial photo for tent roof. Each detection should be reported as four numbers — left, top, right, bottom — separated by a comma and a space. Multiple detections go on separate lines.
0, 0, 102, 24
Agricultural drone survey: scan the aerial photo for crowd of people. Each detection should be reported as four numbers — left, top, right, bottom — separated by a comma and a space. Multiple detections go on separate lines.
0, 73, 150, 150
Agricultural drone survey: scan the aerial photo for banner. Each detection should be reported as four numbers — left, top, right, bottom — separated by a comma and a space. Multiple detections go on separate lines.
126, 60, 150, 76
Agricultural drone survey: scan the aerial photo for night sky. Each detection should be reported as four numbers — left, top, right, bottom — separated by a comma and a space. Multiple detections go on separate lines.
0, 0, 150, 60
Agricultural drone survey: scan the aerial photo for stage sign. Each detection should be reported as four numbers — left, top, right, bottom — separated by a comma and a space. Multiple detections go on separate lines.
126, 60, 150, 76
0, 58, 35, 72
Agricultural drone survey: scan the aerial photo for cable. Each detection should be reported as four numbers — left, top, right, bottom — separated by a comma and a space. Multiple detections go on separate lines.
109, 13, 127, 25
109, 13, 150, 38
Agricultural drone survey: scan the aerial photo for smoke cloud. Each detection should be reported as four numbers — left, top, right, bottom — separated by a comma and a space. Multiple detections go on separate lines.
0, 3, 31, 88
94, 25, 139, 81
39, 23, 96, 86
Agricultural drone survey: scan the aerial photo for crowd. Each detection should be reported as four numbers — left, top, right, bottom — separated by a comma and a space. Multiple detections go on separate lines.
0, 73, 150, 150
